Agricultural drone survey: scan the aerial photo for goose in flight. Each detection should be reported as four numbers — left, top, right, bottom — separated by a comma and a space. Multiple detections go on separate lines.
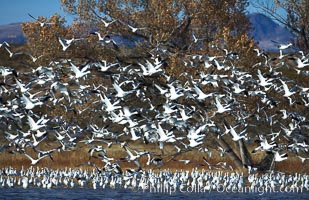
122, 106, 138, 119
230, 127, 246, 141
253, 48, 268, 58
278, 43, 293, 50
27, 115, 49, 132
179, 108, 193, 121
0, 41, 10, 48
21, 93, 43, 110
90, 32, 117, 46
51, 81, 71, 102
225, 123, 247, 141
138, 59, 163, 76
192, 33, 207, 43
90, 8, 117, 28
70, 62, 91, 79
0, 66, 18, 79
4, 47, 23, 58
100, 18, 117, 27
122, 145, 142, 169
91, 32, 118, 47
30, 133, 47, 147
24, 152, 51, 165
156, 124, 175, 142
125, 23, 147, 33
88, 145, 106, 159
273, 151, 288, 162
252, 135, 277, 153
279, 79, 296, 97
26, 53, 45, 63
214, 96, 231, 114
15, 78, 31, 93
166, 83, 184, 101
188, 135, 204, 148
154, 84, 168, 95
257, 69, 273, 88
193, 85, 213, 100
58, 37, 83, 51
231, 83, 245, 94
290, 57, 309, 69
28, 13, 55, 27
187, 124, 207, 141
90, 31, 105, 41
99, 93, 121, 112
297, 155, 309, 163
117, 20, 147, 33
94, 60, 119, 72
112, 82, 135, 98
271, 40, 293, 50
128, 127, 141, 141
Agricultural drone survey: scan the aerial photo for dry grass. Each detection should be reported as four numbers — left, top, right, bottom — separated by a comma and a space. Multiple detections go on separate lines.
1, 141, 308, 175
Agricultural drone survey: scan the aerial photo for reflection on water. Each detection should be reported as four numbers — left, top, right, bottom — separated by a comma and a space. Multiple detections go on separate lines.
0, 188, 308, 200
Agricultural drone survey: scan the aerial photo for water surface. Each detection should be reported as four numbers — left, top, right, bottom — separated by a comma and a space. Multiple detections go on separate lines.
0, 188, 308, 200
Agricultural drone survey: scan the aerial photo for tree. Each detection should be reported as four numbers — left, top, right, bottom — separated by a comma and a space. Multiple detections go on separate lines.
252, 0, 309, 52
60, 0, 255, 61
22, 14, 67, 64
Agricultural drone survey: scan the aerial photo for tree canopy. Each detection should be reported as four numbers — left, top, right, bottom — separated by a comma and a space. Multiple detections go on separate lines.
21, 0, 256, 66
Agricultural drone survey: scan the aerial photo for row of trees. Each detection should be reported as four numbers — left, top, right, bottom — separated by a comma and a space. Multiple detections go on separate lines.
22, 0, 256, 67
22, 1, 309, 62
22, 0, 309, 67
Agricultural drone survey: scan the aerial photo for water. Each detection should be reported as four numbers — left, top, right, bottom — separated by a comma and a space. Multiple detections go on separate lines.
0, 188, 308, 200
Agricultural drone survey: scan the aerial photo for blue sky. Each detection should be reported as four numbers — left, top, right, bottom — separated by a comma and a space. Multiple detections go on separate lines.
0, 0, 74, 25
0, 0, 263, 26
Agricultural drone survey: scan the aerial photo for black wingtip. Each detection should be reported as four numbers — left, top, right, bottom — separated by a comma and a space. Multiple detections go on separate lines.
28, 13, 36, 19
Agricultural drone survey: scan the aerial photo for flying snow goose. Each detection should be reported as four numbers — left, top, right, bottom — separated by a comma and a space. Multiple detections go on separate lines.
24, 152, 51, 165
27, 115, 49, 132
28, 13, 55, 27
58, 37, 83, 51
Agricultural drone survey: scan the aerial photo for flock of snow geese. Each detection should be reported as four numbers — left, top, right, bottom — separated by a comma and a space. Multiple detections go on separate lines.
0, 15, 309, 190
1, 166, 308, 191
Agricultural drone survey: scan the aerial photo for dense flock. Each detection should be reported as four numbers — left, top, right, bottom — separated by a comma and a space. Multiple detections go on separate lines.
0, 16, 309, 190
1, 166, 309, 192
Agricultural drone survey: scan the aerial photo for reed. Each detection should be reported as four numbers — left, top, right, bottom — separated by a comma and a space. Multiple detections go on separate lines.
1, 141, 307, 174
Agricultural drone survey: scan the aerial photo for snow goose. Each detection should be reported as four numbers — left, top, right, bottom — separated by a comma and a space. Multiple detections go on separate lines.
214, 96, 231, 114
27, 115, 49, 132
70, 62, 91, 80
28, 13, 55, 27
58, 37, 83, 51
99, 93, 121, 112
4, 47, 23, 58
24, 152, 51, 165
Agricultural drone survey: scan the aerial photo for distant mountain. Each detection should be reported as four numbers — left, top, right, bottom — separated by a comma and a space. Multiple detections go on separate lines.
0, 23, 26, 44
0, 13, 296, 51
248, 12, 295, 51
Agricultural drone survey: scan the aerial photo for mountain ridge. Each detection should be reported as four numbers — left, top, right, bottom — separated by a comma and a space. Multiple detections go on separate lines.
248, 12, 295, 51
0, 22, 26, 44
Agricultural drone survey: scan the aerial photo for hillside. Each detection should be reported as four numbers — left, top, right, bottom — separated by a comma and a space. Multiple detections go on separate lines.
248, 13, 295, 51
0, 23, 26, 44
